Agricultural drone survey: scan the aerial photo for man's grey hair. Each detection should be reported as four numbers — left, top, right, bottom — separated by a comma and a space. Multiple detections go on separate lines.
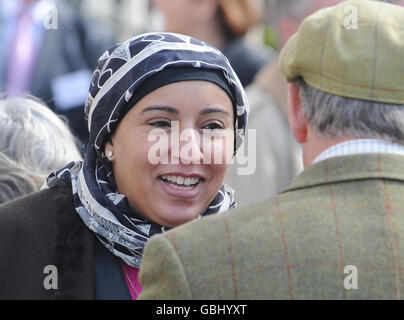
0, 96, 82, 203
295, 78, 404, 145
0, 153, 38, 204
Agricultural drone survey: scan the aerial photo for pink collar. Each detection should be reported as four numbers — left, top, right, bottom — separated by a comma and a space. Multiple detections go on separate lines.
121, 263, 142, 300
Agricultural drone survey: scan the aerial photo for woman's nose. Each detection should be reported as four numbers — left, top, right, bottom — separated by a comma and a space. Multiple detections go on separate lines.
177, 128, 203, 165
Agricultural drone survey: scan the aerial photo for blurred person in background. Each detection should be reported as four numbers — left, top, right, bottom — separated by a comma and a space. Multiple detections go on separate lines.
0, 96, 82, 204
0, 0, 115, 148
151, 0, 271, 87
79, 0, 150, 42
227, 0, 343, 206
261, 0, 342, 118
0, 153, 39, 204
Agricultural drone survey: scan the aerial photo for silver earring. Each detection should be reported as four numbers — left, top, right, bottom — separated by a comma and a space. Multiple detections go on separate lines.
107, 150, 113, 158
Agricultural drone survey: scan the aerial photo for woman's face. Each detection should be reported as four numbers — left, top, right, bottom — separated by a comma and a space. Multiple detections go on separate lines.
105, 81, 234, 228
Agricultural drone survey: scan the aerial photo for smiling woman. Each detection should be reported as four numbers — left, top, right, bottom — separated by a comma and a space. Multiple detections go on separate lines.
107, 80, 234, 228
0, 32, 248, 300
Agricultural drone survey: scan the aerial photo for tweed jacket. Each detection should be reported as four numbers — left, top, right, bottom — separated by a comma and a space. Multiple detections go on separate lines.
139, 154, 404, 300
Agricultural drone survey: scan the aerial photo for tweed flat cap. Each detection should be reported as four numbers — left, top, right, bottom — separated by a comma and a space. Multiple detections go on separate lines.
279, 0, 404, 104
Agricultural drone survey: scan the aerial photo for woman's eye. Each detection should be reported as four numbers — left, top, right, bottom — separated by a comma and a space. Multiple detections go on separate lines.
149, 120, 171, 128
203, 122, 224, 130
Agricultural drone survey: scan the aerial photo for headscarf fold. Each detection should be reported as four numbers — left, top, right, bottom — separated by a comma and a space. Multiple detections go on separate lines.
43, 33, 248, 268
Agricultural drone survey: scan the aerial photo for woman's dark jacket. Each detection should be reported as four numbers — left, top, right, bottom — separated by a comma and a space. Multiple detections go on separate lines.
0, 182, 131, 300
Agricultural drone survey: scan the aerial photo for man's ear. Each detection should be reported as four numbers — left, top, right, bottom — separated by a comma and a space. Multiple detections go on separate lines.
287, 82, 308, 144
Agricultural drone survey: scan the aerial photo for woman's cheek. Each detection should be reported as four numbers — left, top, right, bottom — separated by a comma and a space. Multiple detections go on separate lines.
202, 131, 234, 165
146, 128, 170, 165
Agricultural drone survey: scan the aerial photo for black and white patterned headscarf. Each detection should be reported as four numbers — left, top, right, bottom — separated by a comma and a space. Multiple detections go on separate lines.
43, 33, 249, 268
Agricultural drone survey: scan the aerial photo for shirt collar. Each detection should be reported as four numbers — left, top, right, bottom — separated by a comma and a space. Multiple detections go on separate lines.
313, 139, 404, 165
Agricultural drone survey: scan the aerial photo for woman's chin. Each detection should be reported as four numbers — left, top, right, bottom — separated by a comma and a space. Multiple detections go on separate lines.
152, 203, 204, 228
148, 178, 219, 227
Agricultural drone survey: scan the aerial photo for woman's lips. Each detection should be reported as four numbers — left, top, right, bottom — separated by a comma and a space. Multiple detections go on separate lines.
158, 176, 203, 200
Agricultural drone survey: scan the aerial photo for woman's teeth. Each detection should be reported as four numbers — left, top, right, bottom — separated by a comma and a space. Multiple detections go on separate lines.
160, 175, 200, 190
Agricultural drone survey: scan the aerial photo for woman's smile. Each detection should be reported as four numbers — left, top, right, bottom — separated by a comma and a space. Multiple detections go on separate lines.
157, 172, 204, 199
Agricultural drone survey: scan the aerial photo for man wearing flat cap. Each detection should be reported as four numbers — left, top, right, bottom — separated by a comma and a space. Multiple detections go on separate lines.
138, 0, 404, 299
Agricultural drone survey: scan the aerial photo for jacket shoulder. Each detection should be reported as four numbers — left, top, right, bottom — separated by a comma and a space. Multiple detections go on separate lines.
0, 184, 74, 235
0, 183, 95, 299
139, 198, 278, 299
171, 198, 278, 242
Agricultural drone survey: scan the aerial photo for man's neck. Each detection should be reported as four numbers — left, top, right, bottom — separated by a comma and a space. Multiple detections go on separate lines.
303, 132, 355, 168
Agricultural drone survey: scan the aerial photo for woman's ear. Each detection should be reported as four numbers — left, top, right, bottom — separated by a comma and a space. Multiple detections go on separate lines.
287, 82, 308, 144
104, 140, 115, 161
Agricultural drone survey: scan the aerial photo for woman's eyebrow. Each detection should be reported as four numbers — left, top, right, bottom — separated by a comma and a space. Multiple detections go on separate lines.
141, 106, 179, 114
199, 107, 230, 116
